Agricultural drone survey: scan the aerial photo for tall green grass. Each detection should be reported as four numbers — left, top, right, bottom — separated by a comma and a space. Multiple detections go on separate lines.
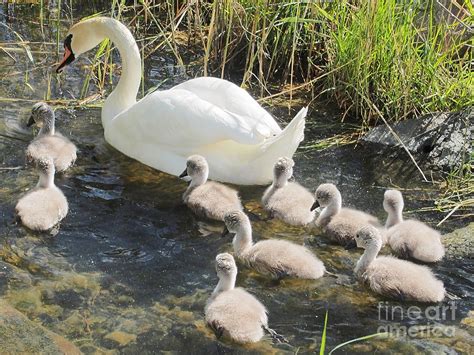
78, 0, 473, 126
325, 0, 473, 126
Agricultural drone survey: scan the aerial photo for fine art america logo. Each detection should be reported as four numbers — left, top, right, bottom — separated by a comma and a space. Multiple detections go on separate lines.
377, 302, 457, 338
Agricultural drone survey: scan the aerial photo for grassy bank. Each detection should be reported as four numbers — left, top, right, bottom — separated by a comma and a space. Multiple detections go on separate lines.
82, 0, 473, 125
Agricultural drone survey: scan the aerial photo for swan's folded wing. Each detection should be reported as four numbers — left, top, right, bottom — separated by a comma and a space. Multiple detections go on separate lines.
172, 77, 282, 138
112, 88, 274, 147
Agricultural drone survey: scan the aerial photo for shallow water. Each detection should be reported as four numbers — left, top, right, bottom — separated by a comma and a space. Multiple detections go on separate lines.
0, 3, 472, 354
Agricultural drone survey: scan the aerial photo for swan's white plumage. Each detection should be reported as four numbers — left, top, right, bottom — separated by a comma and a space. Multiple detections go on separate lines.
64, 17, 306, 185
172, 77, 281, 140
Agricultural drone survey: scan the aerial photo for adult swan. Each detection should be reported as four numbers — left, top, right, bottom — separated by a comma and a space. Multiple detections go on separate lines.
57, 17, 306, 185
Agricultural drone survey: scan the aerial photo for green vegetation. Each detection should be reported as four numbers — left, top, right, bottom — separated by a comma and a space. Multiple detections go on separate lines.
82, 0, 473, 125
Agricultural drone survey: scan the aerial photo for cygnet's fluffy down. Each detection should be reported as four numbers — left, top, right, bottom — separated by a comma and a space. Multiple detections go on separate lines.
223, 211, 325, 279
313, 183, 381, 246
383, 189, 444, 262
16, 158, 68, 231
180, 155, 242, 221
205, 253, 269, 343
26, 102, 77, 172
353, 226, 445, 303
262, 157, 315, 226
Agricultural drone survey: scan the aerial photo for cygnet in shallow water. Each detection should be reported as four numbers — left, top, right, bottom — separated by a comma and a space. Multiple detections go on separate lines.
180, 155, 242, 221
262, 157, 315, 226
311, 183, 381, 246
383, 189, 444, 263
26, 102, 77, 172
16, 158, 68, 231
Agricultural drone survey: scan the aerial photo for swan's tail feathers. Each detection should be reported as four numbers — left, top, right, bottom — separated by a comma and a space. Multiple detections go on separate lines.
259, 106, 307, 156
242, 106, 306, 185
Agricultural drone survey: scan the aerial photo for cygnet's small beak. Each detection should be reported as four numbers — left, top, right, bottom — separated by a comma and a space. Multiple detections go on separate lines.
345, 240, 357, 250
288, 175, 296, 182
179, 169, 188, 178
26, 115, 35, 127
310, 200, 320, 211
221, 226, 230, 238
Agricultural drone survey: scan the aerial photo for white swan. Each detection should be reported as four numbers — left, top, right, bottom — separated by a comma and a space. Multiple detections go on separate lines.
57, 17, 307, 185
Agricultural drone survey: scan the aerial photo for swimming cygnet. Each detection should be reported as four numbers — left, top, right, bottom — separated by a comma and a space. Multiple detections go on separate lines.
205, 253, 284, 343
179, 155, 242, 221
261, 157, 315, 226
222, 211, 325, 279
383, 189, 445, 263
351, 225, 445, 303
15, 158, 68, 231
26, 102, 77, 172
311, 183, 381, 247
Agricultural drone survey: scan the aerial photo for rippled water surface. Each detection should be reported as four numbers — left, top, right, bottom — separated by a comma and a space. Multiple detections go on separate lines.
0, 2, 472, 354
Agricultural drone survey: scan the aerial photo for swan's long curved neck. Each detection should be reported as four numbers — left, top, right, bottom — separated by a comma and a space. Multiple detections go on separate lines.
99, 19, 141, 127
233, 224, 253, 256
213, 273, 236, 294
355, 242, 381, 276
385, 209, 403, 228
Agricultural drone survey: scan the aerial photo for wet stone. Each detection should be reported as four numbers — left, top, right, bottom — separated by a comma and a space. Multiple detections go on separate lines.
362, 109, 473, 171
0, 299, 81, 354
443, 223, 474, 259
104, 330, 138, 346
51, 289, 85, 309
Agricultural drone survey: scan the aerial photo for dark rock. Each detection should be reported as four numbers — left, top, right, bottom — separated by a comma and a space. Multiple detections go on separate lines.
362, 109, 473, 171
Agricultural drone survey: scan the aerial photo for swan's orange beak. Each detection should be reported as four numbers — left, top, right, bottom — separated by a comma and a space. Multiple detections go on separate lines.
56, 34, 75, 73
56, 47, 74, 73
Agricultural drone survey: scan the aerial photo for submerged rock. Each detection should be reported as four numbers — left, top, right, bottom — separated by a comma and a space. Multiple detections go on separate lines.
0, 300, 80, 354
104, 330, 137, 346
443, 223, 474, 259
362, 109, 473, 171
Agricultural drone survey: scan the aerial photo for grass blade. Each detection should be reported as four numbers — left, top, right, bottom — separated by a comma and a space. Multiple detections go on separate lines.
328, 332, 391, 355
319, 310, 328, 355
